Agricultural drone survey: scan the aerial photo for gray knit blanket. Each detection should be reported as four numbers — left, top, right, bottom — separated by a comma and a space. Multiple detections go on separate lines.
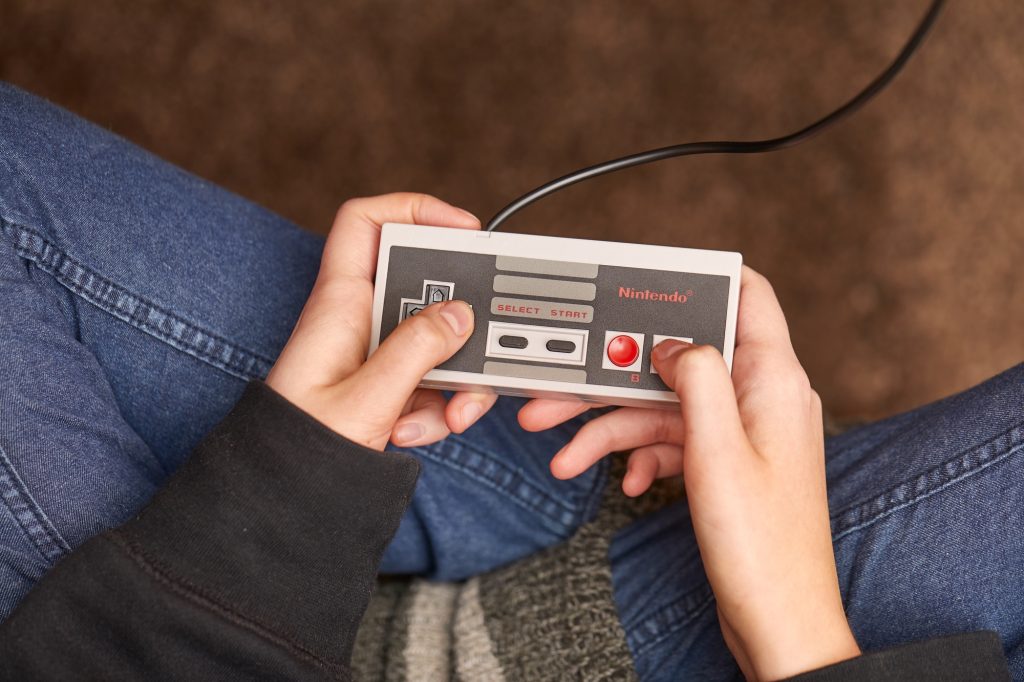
352, 460, 684, 681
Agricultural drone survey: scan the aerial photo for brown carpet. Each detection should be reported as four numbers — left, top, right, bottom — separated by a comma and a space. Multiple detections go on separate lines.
1, 0, 1021, 419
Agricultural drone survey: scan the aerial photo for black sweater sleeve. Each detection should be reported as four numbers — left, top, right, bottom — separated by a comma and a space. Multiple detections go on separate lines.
0, 381, 420, 681
784, 631, 1010, 681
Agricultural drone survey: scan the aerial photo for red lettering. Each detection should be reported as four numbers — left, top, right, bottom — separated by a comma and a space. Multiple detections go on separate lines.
617, 287, 690, 304
498, 304, 540, 315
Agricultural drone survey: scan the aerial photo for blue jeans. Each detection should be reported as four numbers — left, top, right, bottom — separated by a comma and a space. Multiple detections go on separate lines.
1, 83, 1022, 680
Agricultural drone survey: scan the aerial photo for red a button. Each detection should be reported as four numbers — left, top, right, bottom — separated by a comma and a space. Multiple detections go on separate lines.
607, 335, 639, 367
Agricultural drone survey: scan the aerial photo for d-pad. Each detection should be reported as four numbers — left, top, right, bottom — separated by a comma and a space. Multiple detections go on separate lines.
399, 280, 455, 322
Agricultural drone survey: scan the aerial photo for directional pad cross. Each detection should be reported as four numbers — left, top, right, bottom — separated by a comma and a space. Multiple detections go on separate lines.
399, 280, 455, 322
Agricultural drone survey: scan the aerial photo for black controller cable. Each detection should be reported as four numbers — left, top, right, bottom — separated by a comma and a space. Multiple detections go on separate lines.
485, 0, 946, 233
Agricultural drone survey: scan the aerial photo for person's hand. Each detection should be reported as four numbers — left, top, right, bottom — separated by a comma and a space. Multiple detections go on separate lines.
265, 193, 499, 451
519, 267, 861, 680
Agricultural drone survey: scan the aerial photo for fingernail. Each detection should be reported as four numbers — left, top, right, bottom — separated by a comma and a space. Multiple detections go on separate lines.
461, 401, 483, 428
440, 301, 472, 335
393, 422, 425, 444
652, 339, 690, 362
550, 446, 569, 478
455, 207, 479, 224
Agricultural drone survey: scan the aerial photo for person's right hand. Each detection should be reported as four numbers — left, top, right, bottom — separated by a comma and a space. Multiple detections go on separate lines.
519, 267, 861, 680
266, 193, 498, 451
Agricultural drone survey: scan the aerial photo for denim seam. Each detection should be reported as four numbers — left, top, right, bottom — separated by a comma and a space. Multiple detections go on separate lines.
630, 585, 716, 658
0, 442, 71, 565
831, 422, 1024, 542
411, 434, 604, 535
0, 218, 273, 381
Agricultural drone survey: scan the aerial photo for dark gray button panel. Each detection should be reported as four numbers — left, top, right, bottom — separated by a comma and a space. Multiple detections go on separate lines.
379, 246, 734, 393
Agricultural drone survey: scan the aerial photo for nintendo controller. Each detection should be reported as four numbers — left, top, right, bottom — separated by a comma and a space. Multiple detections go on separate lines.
369, 223, 742, 408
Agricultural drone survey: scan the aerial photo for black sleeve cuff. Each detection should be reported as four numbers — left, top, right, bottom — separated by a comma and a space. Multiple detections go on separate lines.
115, 381, 420, 668
785, 631, 1010, 681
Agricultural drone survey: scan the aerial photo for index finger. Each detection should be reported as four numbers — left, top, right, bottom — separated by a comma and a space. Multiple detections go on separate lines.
734, 266, 797, 362
728, 266, 813, 446
320, 192, 481, 283
517, 397, 594, 432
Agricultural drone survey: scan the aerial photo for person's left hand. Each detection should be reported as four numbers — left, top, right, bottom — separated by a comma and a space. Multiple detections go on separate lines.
266, 193, 499, 450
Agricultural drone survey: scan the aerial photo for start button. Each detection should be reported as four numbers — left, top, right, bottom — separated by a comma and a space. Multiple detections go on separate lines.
606, 335, 640, 367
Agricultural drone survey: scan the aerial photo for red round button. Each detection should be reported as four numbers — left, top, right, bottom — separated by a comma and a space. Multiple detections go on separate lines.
607, 335, 639, 367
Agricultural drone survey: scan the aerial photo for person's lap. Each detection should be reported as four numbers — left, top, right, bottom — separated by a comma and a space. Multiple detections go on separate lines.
2, 83, 1022, 679
0, 82, 605, 613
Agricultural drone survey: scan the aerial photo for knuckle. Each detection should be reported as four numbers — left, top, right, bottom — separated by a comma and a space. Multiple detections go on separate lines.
392, 191, 432, 215
584, 416, 614, 448
777, 363, 812, 398
743, 265, 770, 289
334, 197, 362, 221
407, 191, 433, 207
743, 266, 780, 300
320, 274, 370, 301
809, 388, 823, 412
652, 412, 676, 445
794, 368, 812, 394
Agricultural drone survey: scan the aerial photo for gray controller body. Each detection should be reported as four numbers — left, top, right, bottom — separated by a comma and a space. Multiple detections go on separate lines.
369, 223, 742, 408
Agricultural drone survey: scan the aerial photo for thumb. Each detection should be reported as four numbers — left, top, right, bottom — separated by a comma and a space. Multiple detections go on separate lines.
650, 340, 747, 455
342, 300, 474, 427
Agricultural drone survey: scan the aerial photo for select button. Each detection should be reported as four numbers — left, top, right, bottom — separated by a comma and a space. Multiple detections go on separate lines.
498, 335, 529, 349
